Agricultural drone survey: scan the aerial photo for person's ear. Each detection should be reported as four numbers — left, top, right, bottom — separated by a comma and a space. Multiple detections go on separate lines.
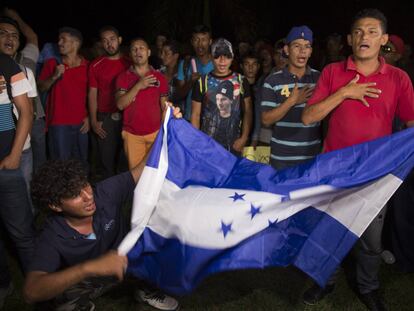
283, 45, 289, 56
49, 204, 63, 213
380, 34, 389, 47
347, 34, 352, 47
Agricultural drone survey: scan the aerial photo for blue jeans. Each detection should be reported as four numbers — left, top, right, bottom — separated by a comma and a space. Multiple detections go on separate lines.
48, 124, 89, 169
31, 118, 47, 172
0, 169, 35, 285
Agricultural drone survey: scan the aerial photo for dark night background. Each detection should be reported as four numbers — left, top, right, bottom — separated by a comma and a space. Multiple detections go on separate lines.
3, 0, 414, 50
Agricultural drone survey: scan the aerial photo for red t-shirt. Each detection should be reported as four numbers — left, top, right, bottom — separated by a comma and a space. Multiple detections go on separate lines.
307, 56, 414, 152
39, 58, 89, 126
116, 68, 168, 135
88, 56, 130, 113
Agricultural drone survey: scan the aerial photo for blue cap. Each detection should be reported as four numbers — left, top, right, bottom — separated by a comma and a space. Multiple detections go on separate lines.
286, 25, 313, 44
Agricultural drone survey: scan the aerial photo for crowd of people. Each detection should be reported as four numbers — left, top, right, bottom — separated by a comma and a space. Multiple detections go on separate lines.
1, 6, 414, 311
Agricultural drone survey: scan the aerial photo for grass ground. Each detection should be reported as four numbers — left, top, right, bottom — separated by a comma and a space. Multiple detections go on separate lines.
4, 259, 414, 310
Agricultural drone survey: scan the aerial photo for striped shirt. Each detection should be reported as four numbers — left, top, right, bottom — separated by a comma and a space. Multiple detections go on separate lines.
0, 53, 32, 160
261, 66, 321, 169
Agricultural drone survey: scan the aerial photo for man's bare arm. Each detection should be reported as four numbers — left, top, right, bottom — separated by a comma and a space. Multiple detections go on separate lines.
0, 93, 32, 169
23, 251, 127, 303
116, 75, 157, 111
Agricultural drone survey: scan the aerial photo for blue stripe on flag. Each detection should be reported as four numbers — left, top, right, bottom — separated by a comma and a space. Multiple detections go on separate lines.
121, 107, 414, 296
127, 206, 358, 295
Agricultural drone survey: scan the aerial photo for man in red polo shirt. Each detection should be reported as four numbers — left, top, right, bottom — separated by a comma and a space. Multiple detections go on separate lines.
38, 27, 89, 168
88, 26, 130, 178
302, 9, 414, 310
116, 38, 168, 169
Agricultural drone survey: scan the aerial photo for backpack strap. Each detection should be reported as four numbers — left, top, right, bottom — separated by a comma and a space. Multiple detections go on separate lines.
198, 74, 209, 94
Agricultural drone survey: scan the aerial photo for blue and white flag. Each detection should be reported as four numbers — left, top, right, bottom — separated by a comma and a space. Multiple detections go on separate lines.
118, 108, 414, 295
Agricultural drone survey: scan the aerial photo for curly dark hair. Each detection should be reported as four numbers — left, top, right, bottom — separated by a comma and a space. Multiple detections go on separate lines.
31, 159, 88, 209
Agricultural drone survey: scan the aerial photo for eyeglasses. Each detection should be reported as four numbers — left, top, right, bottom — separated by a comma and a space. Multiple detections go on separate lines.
381, 45, 395, 54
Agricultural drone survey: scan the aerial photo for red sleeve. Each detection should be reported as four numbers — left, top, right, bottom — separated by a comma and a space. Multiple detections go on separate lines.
396, 70, 414, 122
307, 65, 333, 106
38, 58, 57, 81
158, 72, 169, 96
115, 71, 128, 92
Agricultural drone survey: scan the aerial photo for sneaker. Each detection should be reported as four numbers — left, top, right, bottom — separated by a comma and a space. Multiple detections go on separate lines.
0, 283, 13, 309
303, 283, 335, 305
358, 290, 387, 311
135, 288, 179, 311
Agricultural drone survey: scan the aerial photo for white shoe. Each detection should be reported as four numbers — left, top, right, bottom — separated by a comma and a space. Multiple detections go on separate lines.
135, 288, 179, 311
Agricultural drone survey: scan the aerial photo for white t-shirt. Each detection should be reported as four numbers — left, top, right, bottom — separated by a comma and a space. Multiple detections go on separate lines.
13, 66, 38, 150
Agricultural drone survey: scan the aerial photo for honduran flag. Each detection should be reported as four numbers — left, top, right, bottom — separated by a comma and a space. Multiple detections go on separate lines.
118, 108, 414, 296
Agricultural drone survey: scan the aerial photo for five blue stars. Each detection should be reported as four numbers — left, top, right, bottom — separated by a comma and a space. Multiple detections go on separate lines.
221, 221, 233, 238
229, 192, 246, 202
249, 204, 261, 219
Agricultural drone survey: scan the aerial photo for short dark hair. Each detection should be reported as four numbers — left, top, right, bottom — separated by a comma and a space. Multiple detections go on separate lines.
351, 8, 387, 33
31, 160, 88, 209
163, 39, 180, 55
129, 37, 149, 48
192, 24, 211, 37
59, 26, 83, 43
0, 16, 21, 35
242, 51, 259, 63
99, 25, 120, 37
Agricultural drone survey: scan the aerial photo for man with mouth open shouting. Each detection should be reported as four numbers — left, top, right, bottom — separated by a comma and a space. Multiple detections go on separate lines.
116, 38, 168, 170
24, 106, 182, 311
302, 8, 414, 310
261, 26, 321, 170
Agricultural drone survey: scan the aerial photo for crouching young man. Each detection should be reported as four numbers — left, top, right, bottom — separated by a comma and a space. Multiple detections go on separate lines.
23, 107, 182, 311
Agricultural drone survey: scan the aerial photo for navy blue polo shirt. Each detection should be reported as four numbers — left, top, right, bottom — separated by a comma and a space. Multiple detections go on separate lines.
29, 172, 135, 273
261, 66, 321, 169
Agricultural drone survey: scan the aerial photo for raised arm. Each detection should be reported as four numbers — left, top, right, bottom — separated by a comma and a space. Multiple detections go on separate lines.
4, 8, 38, 46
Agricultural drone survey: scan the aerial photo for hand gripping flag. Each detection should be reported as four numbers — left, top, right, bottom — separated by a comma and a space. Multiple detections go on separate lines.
118, 108, 414, 295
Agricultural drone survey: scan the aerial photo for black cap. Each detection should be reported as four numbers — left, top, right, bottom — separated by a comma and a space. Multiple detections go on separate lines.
216, 80, 234, 99
211, 38, 234, 58
59, 27, 83, 43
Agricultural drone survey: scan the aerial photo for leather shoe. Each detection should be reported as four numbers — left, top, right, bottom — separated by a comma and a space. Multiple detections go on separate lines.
358, 290, 387, 311
303, 283, 335, 305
